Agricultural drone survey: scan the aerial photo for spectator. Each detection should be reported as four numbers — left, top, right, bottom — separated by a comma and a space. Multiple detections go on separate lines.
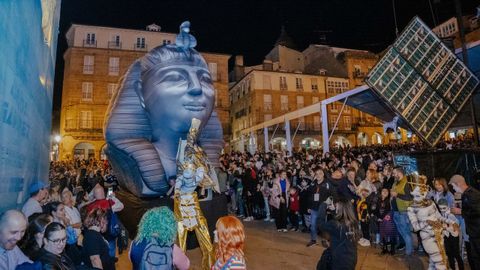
129, 207, 189, 270
19, 213, 52, 261
0, 210, 32, 270
81, 208, 115, 270
391, 166, 413, 256
288, 187, 300, 231
428, 178, 455, 207
212, 216, 246, 270
450, 174, 480, 270
276, 171, 290, 232
61, 189, 82, 237
22, 181, 48, 219
437, 199, 463, 270
316, 198, 359, 270
374, 188, 396, 255
307, 168, 335, 247
86, 184, 124, 258
44, 201, 81, 265
357, 187, 372, 247
37, 222, 76, 269
48, 181, 62, 203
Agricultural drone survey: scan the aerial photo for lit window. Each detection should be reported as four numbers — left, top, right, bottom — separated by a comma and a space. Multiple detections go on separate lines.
83, 55, 94, 74
81, 82, 93, 101
108, 57, 120, 76
208, 62, 218, 81
107, 83, 118, 99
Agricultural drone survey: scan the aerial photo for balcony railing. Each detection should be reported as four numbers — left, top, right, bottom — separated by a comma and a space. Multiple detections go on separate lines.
133, 43, 148, 51
353, 71, 366, 78
108, 41, 122, 49
64, 118, 104, 133
83, 40, 97, 48
354, 117, 382, 127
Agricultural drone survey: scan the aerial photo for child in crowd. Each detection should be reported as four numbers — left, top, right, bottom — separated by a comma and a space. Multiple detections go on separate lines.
357, 188, 371, 247
438, 199, 464, 270
288, 187, 300, 231
374, 188, 396, 255
298, 178, 311, 232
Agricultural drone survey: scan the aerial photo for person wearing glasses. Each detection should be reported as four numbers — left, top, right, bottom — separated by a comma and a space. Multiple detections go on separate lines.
37, 222, 76, 269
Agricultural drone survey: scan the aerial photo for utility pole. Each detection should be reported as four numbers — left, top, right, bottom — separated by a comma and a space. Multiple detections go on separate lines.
455, 0, 479, 146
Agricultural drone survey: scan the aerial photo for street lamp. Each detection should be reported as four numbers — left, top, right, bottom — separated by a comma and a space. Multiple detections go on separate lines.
54, 135, 61, 143
53, 134, 61, 161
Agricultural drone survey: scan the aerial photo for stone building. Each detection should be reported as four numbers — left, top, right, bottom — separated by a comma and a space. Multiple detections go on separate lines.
59, 23, 230, 160
229, 29, 387, 152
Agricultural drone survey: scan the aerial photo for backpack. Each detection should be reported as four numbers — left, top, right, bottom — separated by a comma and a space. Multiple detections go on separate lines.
140, 241, 174, 270
106, 200, 121, 239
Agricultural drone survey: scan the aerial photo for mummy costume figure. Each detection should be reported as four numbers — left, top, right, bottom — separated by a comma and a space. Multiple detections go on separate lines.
174, 118, 215, 270
407, 175, 455, 270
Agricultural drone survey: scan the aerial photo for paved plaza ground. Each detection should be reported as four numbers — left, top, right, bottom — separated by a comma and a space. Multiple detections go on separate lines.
117, 219, 469, 270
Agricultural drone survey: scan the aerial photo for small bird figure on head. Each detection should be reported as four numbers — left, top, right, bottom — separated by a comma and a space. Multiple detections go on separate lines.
176, 21, 197, 50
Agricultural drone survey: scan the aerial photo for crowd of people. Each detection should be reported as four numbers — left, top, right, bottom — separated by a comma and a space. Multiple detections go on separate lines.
218, 142, 480, 269
0, 158, 247, 270
1, 138, 479, 269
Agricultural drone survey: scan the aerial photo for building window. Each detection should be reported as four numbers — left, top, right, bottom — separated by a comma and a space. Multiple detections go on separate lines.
208, 62, 218, 81
329, 115, 337, 128
280, 95, 289, 111
311, 78, 318, 92
80, 111, 92, 128
298, 117, 305, 130
344, 105, 350, 113
263, 94, 272, 112
83, 55, 94, 74
331, 102, 338, 112
263, 75, 271, 89
280, 76, 287, 90
85, 33, 96, 46
314, 115, 321, 131
344, 116, 351, 130
295, 78, 303, 91
109, 35, 121, 48
297, 96, 304, 109
135, 37, 146, 49
319, 69, 327, 75
107, 83, 118, 99
109, 57, 120, 76
162, 39, 171, 45
81, 82, 93, 101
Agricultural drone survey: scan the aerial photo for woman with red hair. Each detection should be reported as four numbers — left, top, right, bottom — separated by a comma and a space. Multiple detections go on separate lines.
212, 216, 246, 270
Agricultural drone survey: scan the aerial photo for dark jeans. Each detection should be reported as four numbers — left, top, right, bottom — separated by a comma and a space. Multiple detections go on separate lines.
289, 210, 299, 229
360, 221, 370, 240
444, 235, 464, 270
275, 202, 288, 229
467, 238, 480, 270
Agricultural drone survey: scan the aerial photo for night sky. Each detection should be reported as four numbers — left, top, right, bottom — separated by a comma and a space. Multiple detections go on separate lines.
52, 0, 480, 130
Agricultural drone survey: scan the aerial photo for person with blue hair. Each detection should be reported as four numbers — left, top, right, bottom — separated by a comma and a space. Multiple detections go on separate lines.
129, 207, 190, 270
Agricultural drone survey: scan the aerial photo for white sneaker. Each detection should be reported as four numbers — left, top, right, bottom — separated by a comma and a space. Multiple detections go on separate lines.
244, 217, 252, 222
357, 238, 366, 245
360, 239, 371, 247
269, 218, 275, 222
264, 216, 270, 221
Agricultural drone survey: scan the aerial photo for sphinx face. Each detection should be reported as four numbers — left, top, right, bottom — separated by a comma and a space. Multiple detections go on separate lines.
142, 64, 215, 136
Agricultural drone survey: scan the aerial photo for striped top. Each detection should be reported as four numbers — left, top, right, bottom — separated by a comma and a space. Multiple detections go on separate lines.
211, 256, 246, 270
